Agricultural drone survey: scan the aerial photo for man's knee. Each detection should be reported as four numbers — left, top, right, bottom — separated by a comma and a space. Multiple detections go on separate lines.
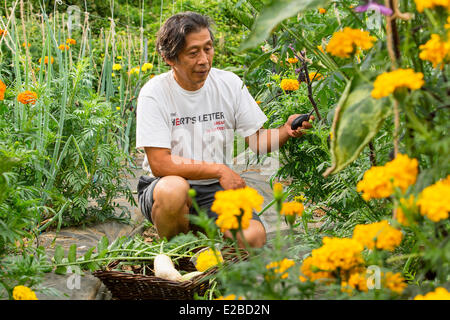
246, 221, 266, 248
153, 175, 191, 210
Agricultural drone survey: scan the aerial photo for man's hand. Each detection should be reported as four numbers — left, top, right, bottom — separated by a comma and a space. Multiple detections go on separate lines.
284, 114, 315, 138
217, 165, 246, 190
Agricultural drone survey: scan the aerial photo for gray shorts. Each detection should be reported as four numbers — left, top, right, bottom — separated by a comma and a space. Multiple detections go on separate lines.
137, 175, 263, 227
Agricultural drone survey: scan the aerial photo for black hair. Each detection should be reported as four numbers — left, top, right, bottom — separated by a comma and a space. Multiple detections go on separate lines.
156, 11, 214, 62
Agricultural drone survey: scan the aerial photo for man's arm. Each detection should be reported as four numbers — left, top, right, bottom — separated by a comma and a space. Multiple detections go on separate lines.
245, 114, 314, 155
145, 147, 245, 189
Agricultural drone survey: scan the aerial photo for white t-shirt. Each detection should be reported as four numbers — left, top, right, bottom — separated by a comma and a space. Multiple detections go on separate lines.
136, 67, 268, 185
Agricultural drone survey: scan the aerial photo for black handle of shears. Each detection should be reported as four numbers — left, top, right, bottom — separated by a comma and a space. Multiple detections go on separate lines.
291, 109, 315, 130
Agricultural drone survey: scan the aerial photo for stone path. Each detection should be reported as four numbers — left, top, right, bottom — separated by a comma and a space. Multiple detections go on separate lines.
35, 149, 291, 300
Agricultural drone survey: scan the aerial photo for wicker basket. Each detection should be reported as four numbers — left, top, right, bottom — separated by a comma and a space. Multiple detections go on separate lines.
93, 246, 248, 300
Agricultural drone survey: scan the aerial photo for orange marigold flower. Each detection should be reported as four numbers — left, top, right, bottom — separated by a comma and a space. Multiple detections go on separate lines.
58, 44, 69, 51
17, 90, 38, 105
280, 79, 300, 91
0, 79, 6, 101
319, 8, 327, 14
287, 57, 299, 64
0, 28, 7, 37
66, 38, 76, 45
38, 56, 54, 64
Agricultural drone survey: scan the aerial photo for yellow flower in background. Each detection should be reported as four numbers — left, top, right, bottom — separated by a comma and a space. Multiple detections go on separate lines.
141, 62, 153, 72
117, 55, 122, 60
17, 90, 38, 105
273, 182, 284, 200
116, 106, 120, 111
414, 0, 450, 12
212, 187, 264, 232
385, 153, 419, 192
326, 27, 376, 58
195, 248, 224, 272
0, 79, 6, 101
22, 42, 31, 48
396, 195, 417, 226
356, 154, 418, 201
309, 72, 323, 82
287, 57, 298, 64
280, 201, 304, 216
416, 175, 450, 222
266, 258, 295, 279
280, 79, 300, 91
353, 220, 403, 251
129, 66, 140, 75
39, 56, 54, 64
419, 34, 450, 69
293, 194, 306, 203
317, 44, 325, 53
12, 285, 38, 300
341, 271, 369, 293
414, 287, 450, 300
319, 8, 327, 14
112, 63, 122, 71
66, 38, 76, 45
371, 68, 424, 99
58, 44, 69, 51
383, 272, 407, 294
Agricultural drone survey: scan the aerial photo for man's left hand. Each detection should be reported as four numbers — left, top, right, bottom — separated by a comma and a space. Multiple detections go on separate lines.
284, 114, 315, 138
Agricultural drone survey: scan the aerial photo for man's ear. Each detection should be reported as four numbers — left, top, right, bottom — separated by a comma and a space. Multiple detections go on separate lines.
163, 55, 176, 67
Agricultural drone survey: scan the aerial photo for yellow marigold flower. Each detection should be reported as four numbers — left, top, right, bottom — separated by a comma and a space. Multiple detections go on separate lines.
141, 62, 153, 72
356, 154, 418, 201
300, 237, 364, 282
385, 153, 419, 192
22, 42, 31, 48
66, 38, 76, 45
287, 57, 298, 64
416, 175, 450, 222
309, 72, 323, 82
319, 8, 327, 14
353, 220, 403, 251
195, 248, 224, 272
397, 195, 417, 226
280, 201, 304, 216
266, 258, 295, 279
117, 55, 122, 60
17, 90, 38, 105
293, 195, 306, 203
112, 64, 122, 71
280, 79, 300, 91
419, 34, 450, 69
111, 72, 116, 77
383, 272, 407, 294
414, 287, 450, 300
326, 27, 376, 58
129, 66, 140, 75
12, 285, 38, 300
371, 68, 424, 99
414, 0, 450, 12
38, 56, 54, 65
211, 187, 264, 232
0, 79, 5, 101
342, 271, 369, 293
273, 182, 284, 200
58, 44, 69, 51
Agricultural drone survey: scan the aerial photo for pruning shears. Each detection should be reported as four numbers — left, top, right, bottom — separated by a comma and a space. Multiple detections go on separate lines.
291, 109, 315, 131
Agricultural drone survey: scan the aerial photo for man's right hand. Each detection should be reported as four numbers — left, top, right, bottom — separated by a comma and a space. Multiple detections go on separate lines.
217, 165, 246, 190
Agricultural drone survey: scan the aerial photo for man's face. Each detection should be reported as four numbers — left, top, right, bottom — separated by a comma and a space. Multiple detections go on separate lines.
166, 28, 214, 91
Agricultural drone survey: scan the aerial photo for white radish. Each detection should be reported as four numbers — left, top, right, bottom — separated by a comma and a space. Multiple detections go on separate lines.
153, 254, 182, 281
